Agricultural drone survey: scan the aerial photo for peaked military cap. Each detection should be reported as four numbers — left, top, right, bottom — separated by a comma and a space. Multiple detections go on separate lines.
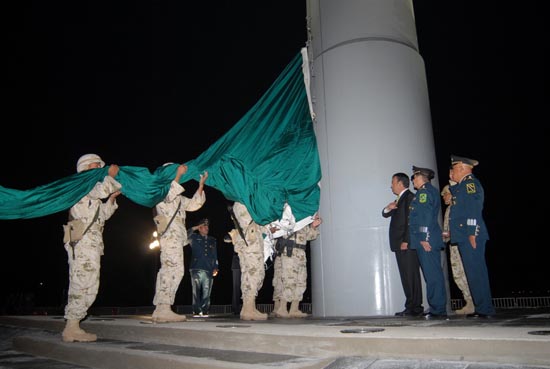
451, 155, 479, 167
196, 218, 210, 227
412, 165, 435, 180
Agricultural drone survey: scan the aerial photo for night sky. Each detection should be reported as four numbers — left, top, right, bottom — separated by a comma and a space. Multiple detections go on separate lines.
1, 1, 547, 312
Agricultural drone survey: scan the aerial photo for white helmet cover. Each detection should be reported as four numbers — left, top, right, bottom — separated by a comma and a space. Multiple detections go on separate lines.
76, 153, 105, 173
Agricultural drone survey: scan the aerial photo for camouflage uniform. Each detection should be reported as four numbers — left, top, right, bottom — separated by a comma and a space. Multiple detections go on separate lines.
231, 202, 266, 299
153, 181, 205, 306
64, 176, 121, 321
272, 225, 319, 302
442, 187, 472, 309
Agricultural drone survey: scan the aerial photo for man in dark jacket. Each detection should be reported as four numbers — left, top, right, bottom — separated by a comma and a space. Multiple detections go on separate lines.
187, 218, 218, 317
382, 172, 424, 316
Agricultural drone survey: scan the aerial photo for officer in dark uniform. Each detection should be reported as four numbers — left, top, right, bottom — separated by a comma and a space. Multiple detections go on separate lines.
409, 166, 448, 319
449, 155, 495, 318
188, 218, 218, 317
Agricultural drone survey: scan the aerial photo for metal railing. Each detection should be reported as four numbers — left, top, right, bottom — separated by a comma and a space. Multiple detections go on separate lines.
451, 296, 550, 310
9, 297, 549, 317
103, 297, 550, 316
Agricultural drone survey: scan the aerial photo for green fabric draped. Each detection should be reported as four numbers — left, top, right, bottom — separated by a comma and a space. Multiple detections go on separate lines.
0, 50, 321, 224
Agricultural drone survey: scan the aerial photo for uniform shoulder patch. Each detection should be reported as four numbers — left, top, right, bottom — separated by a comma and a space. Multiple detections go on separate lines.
466, 183, 477, 194
419, 193, 427, 203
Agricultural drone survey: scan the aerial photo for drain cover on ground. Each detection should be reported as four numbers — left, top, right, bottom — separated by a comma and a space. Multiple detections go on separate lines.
340, 328, 385, 334
528, 330, 550, 335
216, 324, 251, 328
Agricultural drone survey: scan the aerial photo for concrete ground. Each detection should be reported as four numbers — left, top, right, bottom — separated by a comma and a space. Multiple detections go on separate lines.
1, 308, 550, 369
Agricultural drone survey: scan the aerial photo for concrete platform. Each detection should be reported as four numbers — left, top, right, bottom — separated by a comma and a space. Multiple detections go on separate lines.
1, 309, 550, 369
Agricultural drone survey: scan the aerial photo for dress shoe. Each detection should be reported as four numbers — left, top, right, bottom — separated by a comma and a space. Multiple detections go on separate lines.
395, 309, 423, 317
423, 312, 449, 320
466, 312, 494, 319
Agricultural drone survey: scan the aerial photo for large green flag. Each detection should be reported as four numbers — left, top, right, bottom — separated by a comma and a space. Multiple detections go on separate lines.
0, 49, 321, 225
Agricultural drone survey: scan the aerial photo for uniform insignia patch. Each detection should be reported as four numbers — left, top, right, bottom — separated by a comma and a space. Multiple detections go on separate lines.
466, 183, 476, 194
419, 193, 427, 203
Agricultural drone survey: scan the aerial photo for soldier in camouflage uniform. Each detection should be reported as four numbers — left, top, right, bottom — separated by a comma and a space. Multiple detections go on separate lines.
228, 201, 268, 320
152, 164, 207, 323
441, 174, 474, 315
62, 154, 122, 342
271, 214, 321, 318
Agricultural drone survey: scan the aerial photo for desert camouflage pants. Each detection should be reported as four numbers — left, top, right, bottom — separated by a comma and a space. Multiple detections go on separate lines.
153, 235, 185, 306
449, 244, 472, 300
64, 237, 101, 321
237, 239, 265, 299
272, 248, 307, 302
